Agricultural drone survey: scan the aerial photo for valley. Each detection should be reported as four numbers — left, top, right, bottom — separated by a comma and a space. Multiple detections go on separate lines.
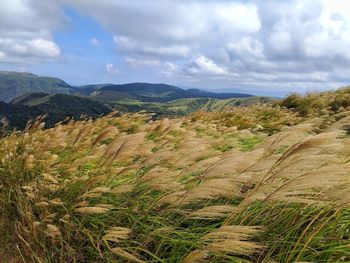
0, 71, 272, 130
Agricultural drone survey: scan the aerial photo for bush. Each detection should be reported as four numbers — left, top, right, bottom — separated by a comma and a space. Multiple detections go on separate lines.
280, 93, 327, 116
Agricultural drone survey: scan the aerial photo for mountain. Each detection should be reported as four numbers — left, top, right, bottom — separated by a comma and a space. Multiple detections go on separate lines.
185, 88, 254, 99
0, 93, 112, 129
90, 83, 253, 102
0, 72, 264, 129
0, 71, 74, 102
0, 72, 254, 104
73, 84, 112, 95
111, 96, 275, 116
1, 93, 273, 130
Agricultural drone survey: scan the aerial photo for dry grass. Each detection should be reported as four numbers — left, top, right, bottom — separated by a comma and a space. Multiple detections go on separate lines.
1, 93, 350, 262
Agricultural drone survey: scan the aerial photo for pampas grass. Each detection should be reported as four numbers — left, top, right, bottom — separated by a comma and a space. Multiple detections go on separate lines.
2, 94, 350, 262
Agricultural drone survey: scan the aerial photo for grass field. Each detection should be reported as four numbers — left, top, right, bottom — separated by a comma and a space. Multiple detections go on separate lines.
1, 90, 350, 262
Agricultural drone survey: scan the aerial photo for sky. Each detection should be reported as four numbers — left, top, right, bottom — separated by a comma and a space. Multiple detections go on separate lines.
1, 0, 350, 96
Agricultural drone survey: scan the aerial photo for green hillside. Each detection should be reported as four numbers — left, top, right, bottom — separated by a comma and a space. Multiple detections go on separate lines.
0, 72, 260, 107
0, 72, 275, 129
74, 84, 112, 95
91, 83, 254, 102
1, 93, 112, 129
0, 71, 73, 102
1, 93, 275, 131
110, 97, 275, 116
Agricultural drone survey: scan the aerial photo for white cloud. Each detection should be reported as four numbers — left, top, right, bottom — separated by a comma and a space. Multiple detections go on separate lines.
3, 0, 350, 94
0, 38, 60, 63
228, 37, 264, 59
213, 3, 261, 34
63, 1, 261, 62
0, 0, 65, 63
90, 37, 99, 46
161, 62, 178, 77
114, 36, 190, 58
29, 39, 60, 57
0, 51, 5, 60
268, 30, 293, 55
53, 0, 350, 93
105, 63, 119, 74
186, 55, 229, 76
125, 57, 161, 68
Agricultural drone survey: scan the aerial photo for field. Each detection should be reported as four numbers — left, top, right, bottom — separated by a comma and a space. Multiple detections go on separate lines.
109, 97, 275, 117
1, 90, 350, 262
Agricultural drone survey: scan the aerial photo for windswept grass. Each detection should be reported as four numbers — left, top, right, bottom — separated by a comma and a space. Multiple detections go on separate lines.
1, 90, 350, 262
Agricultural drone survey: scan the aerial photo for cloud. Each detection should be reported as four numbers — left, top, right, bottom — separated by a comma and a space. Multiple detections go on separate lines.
227, 37, 264, 59
3, 0, 350, 94
185, 55, 229, 76
161, 62, 178, 77
105, 63, 119, 74
0, 0, 66, 63
113, 36, 190, 58
0, 38, 60, 63
60, 0, 350, 93
90, 37, 99, 46
125, 57, 161, 68
63, 0, 261, 61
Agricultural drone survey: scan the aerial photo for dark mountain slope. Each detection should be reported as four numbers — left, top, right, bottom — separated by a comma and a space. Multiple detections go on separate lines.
1, 93, 112, 129
0, 72, 255, 103
0, 71, 73, 102
186, 88, 254, 99
73, 84, 112, 95
92, 83, 253, 102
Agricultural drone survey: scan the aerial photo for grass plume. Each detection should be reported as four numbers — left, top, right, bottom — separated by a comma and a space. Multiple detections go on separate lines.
2, 90, 350, 262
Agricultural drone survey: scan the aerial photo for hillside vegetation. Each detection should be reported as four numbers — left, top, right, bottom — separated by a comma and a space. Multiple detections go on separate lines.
0, 72, 268, 128
0, 94, 272, 130
90, 83, 253, 103
109, 97, 274, 117
0, 72, 72, 102
1, 88, 350, 262
0, 93, 112, 129
0, 71, 254, 104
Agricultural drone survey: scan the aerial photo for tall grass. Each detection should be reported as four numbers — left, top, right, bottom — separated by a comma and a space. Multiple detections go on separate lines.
1, 98, 350, 262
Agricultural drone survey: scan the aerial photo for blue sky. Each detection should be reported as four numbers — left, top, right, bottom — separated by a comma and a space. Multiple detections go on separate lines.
1, 0, 350, 96
34, 8, 120, 84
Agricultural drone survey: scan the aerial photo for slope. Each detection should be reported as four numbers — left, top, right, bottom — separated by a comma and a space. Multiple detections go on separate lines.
1, 88, 350, 262
0, 71, 73, 102
90, 82, 253, 102
1, 93, 112, 129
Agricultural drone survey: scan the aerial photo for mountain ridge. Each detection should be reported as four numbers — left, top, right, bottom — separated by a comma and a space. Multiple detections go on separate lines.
0, 71, 73, 102
0, 71, 267, 130
89, 82, 254, 102
0, 71, 254, 102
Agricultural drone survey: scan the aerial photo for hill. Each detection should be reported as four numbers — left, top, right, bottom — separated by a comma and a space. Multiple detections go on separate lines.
1, 94, 273, 130
186, 88, 254, 99
91, 82, 253, 102
111, 96, 274, 116
0, 72, 254, 104
73, 84, 112, 96
2, 88, 350, 262
0, 93, 112, 129
0, 71, 270, 129
0, 71, 73, 102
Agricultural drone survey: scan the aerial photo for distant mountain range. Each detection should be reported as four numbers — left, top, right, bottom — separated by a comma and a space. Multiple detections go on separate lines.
87, 83, 253, 103
0, 71, 271, 130
0, 71, 253, 103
